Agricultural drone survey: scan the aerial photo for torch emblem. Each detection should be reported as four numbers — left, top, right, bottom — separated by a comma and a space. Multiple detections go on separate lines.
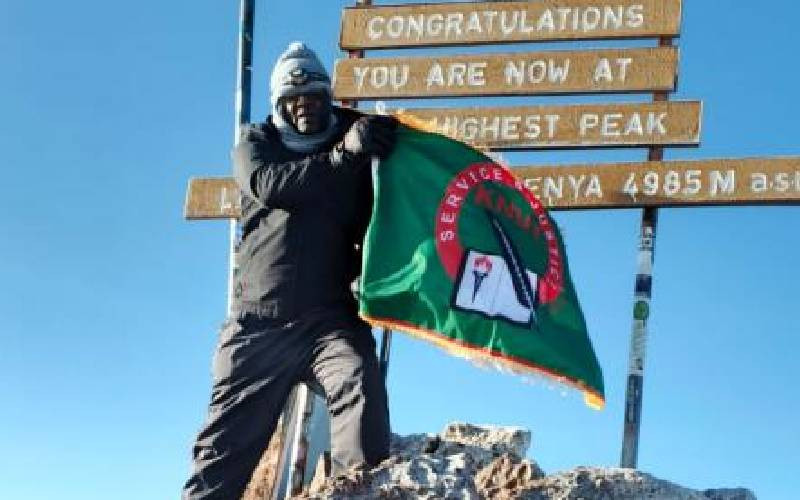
472, 255, 493, 301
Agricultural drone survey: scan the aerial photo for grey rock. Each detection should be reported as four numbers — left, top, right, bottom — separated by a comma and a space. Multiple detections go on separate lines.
442, 422, 531, 459
292, 423, 756, 500
702, 489, 758, 500
512, 467, 757, 500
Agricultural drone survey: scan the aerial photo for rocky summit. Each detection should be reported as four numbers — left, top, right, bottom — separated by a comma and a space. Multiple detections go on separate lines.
293, 422, 756, 500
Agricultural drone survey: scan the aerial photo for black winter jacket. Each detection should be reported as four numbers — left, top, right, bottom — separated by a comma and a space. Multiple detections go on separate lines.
231, 107, 372, 319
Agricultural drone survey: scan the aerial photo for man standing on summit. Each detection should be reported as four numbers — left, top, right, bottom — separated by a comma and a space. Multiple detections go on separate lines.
183, 42, 397, 500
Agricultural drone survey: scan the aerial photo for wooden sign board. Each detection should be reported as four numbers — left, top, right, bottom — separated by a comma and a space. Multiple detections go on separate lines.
184, 157, 800, 219
516, 157, 800, 209
184, 177, 240, 219
333, 47, 678, 100
400, 100, 700, 149
341, 0, 682, 49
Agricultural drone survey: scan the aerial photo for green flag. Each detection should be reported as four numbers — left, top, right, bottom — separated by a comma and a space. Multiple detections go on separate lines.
359, 120, 604, 409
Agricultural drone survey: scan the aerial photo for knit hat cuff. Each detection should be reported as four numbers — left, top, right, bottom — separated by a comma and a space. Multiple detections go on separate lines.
269, 42, 332, 107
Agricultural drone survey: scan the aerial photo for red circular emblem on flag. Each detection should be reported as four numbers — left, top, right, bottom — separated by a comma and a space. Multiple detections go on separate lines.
434, 162, 563, 304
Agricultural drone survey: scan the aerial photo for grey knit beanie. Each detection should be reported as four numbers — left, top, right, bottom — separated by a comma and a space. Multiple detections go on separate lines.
269, 42, 337, 152
269, 42, 332, 108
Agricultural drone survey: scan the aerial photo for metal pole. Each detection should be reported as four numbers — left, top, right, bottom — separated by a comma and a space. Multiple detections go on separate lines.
340, 0, 392, 381
379, 325, 393, 380
230, 2, 298, 498
367, 156, 393, 380
620, 35, 672, 469
285, 385, 315, 498
228, 0, 254, 313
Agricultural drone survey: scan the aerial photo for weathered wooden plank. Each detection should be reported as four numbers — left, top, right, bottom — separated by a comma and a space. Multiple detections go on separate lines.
340, 0, 682, 49
516, 157, 800, 209
399, 100, 700, 149
184, 158, 800, 219
184, 177, 240, 219
333, 47, 678, 100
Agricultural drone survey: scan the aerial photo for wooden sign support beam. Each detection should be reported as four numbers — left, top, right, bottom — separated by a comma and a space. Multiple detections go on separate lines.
620, 34, 671, 470
339, 0, 393, 386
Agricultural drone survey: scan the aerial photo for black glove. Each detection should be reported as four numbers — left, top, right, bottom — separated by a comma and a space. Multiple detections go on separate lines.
340, 115, 398, 161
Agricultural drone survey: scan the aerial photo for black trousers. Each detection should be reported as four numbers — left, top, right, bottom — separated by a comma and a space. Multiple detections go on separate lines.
182, 310, 391, 500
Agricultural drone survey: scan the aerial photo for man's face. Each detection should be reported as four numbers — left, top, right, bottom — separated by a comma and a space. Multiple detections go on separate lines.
281, 92, 331, 134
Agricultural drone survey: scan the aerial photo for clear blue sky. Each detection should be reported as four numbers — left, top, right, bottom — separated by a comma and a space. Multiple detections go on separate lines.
1, 1, 798, 499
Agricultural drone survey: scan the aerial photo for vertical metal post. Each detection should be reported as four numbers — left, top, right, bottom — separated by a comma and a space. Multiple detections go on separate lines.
228, 0, 254, 313
284, 383, 316, 498
339, 0, 393, 381
379, 323, 393, 380
285, 385, 315, 497
620, 36, 672, 469
367, 156, 393, 380
229, 2, 296, 499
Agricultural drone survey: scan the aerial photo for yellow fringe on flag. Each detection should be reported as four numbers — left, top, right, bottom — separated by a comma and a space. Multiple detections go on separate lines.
362, 314, 605, 410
